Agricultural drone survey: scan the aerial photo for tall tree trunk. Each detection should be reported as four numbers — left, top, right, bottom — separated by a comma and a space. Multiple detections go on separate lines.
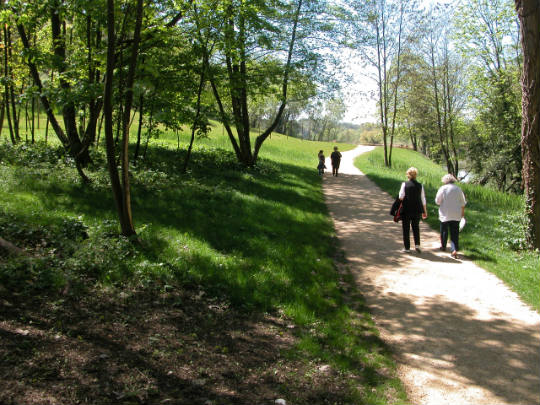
142, 104, 153, 160
3, 24, 16, 144
104, 0, 134, 237
199, 20, 241, 160
516, 0, 540, 250
31, 94, 35, 144
430, 42, 453, 174
24, 99, 28, 143
0, 97, 4, 140
183, 66, 205, 173
252, 0, 303, 164
6, 25, 19, 142
388, 1, 405, 168
50, 1, 90, 166
17, 23, 69, 147
118, 0, 144, 237
375, 11, 389, 167
2, 22, 15, 144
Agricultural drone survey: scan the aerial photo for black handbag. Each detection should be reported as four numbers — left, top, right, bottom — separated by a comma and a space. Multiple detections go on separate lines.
390, 196, 403, 222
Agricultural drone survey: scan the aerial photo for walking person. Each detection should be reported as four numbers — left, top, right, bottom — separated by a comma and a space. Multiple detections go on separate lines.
330, 146, 342, 177
317, 150, 326, 175
399, 167, 428, 253
435, 174, 466, 259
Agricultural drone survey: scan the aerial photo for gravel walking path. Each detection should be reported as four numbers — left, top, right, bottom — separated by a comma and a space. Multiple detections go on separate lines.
323, 145, 540, 405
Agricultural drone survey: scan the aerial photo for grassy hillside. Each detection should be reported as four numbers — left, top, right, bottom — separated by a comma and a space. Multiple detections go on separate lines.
0, 128, 408, 404
355, 147, 539, 312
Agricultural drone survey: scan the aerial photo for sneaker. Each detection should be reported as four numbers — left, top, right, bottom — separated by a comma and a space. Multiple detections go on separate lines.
415, 245, 422, 253
401, 248, 411, 253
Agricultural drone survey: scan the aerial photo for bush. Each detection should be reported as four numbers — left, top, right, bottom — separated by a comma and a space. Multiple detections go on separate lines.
0, 141, 64, 167
0, 213, 138, 293
498, 210, 529, 251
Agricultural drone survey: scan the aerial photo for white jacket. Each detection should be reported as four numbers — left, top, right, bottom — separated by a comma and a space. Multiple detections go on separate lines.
435, 183, 466, 222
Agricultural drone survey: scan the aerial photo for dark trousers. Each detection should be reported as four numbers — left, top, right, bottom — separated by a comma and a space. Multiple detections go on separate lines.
440, 220, 460, 252
402, 215, 420, 250
332, 162, 340, 176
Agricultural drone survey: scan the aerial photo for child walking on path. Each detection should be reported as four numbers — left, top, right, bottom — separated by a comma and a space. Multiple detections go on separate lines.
317, 150, 326, 175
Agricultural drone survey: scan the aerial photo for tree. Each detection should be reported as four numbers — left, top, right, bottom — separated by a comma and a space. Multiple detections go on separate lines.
13, 0, 108, 180
395, 51, 435, 153
515, 0, 540, 249
197, 0, 310, 166
349, 0, 418, 167
454, 0, 522, 191
421, 9, 467, 176
306, 97, 346, 141
103, 0, 144, 238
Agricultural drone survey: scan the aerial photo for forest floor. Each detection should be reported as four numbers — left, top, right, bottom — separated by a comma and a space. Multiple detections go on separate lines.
323, 146, 540, 405
1, 282, 365, 404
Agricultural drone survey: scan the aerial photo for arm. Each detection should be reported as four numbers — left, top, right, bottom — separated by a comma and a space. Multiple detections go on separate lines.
399, 182, 405, 200
435, 187, 443, 205
421, 185, 428, 219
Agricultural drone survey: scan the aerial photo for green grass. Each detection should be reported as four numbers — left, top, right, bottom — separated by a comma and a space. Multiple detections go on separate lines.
0, 125, 407, 403
355, 146, 540, 312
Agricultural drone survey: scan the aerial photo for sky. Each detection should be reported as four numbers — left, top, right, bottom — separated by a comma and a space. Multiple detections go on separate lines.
341, 56, 379, 125
340, 0, 453, 125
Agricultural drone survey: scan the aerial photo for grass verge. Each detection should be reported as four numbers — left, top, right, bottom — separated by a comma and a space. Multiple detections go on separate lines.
0, 131, 407, 404
355, 146, 539, 312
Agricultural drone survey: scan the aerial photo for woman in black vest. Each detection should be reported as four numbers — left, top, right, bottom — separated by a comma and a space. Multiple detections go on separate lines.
398, 167, 427, 252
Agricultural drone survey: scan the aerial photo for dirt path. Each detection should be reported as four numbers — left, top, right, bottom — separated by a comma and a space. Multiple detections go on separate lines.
323, 146, 540, 405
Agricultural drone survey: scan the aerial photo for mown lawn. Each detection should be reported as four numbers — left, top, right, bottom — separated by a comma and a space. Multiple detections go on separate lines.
355, 147, 539, 312
0, 126, 408, 405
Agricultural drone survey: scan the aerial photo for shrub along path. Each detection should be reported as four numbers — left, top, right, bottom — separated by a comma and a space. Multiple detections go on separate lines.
323, 146, 540, 405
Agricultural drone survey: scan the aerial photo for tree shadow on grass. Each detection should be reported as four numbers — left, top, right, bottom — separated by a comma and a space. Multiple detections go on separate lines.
12, 146, 338, 311
464, 247, 496, 263
0, 279, 401, 405
0, 290, 293, 404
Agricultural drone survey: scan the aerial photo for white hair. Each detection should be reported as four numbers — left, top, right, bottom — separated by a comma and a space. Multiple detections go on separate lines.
442, 174, 457, 184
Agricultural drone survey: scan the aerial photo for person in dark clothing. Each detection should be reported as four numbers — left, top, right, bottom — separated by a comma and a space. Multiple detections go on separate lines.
317, 150, 326, 175
330, 146, 342, 176
398, 167, 428, 253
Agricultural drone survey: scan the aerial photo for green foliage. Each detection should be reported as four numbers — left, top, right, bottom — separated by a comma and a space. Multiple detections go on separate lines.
356, 147, 540, 311
464, 69, 522, 192
452, 0, 522, 192
0, 142, 64, 166
498, 210, 530, 251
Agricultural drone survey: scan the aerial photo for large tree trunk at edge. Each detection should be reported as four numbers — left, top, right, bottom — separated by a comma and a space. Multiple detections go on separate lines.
516, 0, 540, 250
